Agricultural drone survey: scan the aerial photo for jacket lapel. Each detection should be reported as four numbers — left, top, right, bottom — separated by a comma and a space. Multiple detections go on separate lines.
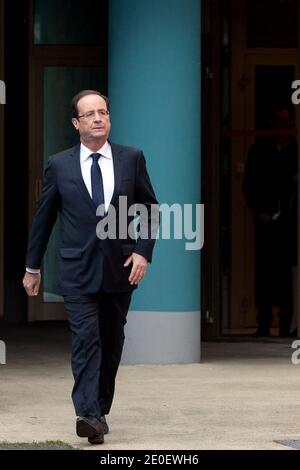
68, 143, 97, 214
110, 142, 124, 208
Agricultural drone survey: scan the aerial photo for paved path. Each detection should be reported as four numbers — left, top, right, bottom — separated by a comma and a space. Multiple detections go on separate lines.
0, 323, 299, 450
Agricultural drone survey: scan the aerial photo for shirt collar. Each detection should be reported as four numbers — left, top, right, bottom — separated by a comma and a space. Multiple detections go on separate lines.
80, 141, 112, 163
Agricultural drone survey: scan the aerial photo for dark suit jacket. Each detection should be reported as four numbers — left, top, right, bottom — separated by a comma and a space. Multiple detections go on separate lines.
26, 142, 159, 295
243, 139, 297, 217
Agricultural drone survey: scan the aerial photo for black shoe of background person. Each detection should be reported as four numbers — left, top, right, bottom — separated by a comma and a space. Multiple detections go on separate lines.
252, 328, 271, 337
279, 327, 297, 338
76, 416, 104, 443
289, 328, 298, 338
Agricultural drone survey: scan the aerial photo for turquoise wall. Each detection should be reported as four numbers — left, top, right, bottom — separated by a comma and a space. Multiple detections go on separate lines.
109, 0, 201, 312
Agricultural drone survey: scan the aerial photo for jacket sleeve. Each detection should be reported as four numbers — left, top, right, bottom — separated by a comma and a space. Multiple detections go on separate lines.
26, 158, 60, 269
132, 152, 159, 262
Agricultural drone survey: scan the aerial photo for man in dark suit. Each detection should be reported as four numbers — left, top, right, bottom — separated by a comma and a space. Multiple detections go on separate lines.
243, 107, 297, 337
23, 90, 159, 444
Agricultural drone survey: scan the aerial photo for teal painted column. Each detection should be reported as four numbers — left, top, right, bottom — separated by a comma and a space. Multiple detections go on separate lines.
109, 0, 201, 363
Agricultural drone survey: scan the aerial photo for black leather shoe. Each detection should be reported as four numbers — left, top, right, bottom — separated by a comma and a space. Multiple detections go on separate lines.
100, 416, 109, 435
88, 433, 104, 445
87, 417, 107, 444
87, 416, 108, 444
76, 416, 103, 438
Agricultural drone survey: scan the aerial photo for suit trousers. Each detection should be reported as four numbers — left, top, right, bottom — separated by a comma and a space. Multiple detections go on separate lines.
63, 288, 132, 418
255, 220, 294, 333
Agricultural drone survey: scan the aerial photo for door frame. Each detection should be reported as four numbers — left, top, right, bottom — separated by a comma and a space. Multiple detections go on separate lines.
201, 0, 223, 339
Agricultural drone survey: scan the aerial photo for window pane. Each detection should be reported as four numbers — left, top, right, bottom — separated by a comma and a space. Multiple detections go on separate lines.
34, 0, 107, 45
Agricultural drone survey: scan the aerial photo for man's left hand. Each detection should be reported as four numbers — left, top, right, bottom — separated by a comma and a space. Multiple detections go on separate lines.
124, 253, 148, 285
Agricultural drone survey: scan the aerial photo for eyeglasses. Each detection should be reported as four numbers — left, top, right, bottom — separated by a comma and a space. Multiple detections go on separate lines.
77, 109, 109, 120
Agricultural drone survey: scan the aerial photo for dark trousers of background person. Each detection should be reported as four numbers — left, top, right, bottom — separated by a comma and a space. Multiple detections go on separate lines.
63, 288, 132, 418
255, 219, 294, 336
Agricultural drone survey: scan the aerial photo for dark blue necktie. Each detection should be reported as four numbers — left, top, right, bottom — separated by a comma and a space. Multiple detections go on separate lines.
90, 153, 105, 210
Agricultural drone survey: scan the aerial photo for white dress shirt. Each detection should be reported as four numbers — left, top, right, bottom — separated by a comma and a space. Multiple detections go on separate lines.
80, 141, 114, 213
26, 140, 115, 274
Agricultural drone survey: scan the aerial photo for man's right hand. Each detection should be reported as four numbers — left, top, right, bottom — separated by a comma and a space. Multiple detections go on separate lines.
23, 272, 41, 296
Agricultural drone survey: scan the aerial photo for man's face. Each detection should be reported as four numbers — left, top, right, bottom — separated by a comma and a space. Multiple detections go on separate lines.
72, 94, 111, 142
